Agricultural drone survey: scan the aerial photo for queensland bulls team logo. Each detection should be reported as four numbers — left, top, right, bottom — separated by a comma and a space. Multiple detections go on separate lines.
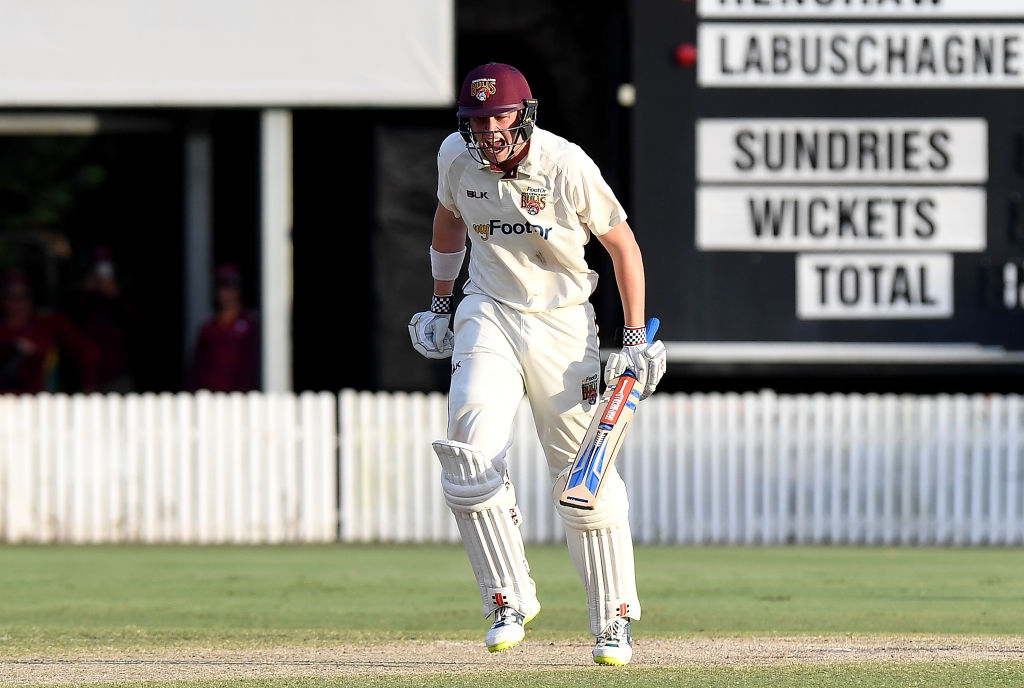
471, 78, 497, 101
520, 187, 548, 216
582, 374, 599, 407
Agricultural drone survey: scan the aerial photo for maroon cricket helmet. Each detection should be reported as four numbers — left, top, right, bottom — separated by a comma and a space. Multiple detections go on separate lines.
457, 63, 533, 117
456, 63, 539, 165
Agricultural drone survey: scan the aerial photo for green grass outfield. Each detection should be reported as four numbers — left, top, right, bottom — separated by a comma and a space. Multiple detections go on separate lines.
1, 544, 1023, 686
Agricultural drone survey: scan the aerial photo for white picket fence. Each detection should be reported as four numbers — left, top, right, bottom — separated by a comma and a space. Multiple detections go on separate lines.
2, 390, 1023, 545
0, 391, 337, 543
339, 390, 1024, 546
631, 392, 1024, 546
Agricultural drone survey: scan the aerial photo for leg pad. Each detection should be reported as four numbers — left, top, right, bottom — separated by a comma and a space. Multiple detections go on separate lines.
554, 465, 641, 635
434, 440, 540, 619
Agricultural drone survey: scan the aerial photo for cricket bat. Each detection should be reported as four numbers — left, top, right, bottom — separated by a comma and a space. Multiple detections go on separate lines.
559, 317, 659, 510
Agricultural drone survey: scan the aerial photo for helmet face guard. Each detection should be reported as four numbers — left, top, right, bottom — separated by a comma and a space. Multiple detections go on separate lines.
458, 99, 538, 166
455, 63, 538, 166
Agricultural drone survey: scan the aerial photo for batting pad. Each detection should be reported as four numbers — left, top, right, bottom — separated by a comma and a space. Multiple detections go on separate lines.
433, 439, 541, 619
554, 466, 641, 636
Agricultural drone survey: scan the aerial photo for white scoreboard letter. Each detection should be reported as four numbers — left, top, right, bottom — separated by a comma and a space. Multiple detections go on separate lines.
697, 186, 986, 252
698, 1, 1024, 19
697, 119, 988, 184
797, 253, 953, 320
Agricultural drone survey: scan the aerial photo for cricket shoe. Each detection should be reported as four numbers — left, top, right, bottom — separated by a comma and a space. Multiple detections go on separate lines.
485, 606, 538, 653
593, 618, 632, 666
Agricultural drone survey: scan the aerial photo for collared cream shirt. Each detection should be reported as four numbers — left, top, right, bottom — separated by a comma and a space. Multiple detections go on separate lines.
437, 126, 626, 312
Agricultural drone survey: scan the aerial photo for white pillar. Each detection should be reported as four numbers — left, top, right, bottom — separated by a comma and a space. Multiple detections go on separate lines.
184, 117, 213, 362
260, 109, 294, 392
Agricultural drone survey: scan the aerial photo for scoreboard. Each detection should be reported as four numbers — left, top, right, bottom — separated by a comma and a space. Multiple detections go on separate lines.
632, 0, 1024, 374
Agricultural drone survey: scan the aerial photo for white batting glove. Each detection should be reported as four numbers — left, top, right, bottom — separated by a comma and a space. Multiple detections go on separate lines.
408, 294, 455, 359
603, 326, 667, 400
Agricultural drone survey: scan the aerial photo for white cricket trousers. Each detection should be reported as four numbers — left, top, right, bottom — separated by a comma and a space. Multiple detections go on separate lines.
448, 293, 598, 475
445, 293, 643, 635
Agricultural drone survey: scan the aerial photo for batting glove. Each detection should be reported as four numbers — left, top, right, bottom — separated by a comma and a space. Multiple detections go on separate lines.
603, 325, 667, 400
408, 294, 455, 359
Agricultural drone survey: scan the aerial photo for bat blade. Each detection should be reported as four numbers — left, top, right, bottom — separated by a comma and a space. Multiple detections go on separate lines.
558, 317, 659, 510
559, 373, 640, 509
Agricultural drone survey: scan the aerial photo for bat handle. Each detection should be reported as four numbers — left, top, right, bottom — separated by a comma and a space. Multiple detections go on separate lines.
645, 317, 660, 341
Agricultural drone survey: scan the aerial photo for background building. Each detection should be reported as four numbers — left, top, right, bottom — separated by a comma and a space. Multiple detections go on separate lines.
1, 0, 1020, 395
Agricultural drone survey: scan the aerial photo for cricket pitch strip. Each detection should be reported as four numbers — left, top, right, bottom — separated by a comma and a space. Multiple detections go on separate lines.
2, 635, 1022, 684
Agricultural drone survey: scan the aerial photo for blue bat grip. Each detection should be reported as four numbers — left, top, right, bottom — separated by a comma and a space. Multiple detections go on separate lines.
645, 317, 659, 341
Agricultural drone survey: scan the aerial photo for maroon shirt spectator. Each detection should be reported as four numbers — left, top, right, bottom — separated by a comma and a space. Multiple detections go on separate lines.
185, 263, 261, 392
0, 270, 100, 394
70, 246, 139, 392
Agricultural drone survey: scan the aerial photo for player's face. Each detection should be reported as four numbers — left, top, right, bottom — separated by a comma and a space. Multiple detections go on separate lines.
216, 284, 242, 311
469, 112, 520, 164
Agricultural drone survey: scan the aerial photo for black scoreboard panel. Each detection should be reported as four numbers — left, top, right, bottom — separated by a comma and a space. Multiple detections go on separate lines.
632, 0, 1024, 383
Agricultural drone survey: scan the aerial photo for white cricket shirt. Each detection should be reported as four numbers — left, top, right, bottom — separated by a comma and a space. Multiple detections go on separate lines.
437, 126, 626, 312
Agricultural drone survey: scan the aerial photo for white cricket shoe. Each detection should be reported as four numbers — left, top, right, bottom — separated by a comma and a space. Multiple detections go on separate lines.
485, 606, 538, 653
593, 618, 633, 666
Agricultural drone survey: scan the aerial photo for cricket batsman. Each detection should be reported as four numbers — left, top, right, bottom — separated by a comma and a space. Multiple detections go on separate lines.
408, 62, 666, 665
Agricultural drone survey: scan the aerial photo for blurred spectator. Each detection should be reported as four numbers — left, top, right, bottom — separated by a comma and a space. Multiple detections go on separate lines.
69, 245, 139, 393
185, 263, 261, 392
0, 269, 100, 394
